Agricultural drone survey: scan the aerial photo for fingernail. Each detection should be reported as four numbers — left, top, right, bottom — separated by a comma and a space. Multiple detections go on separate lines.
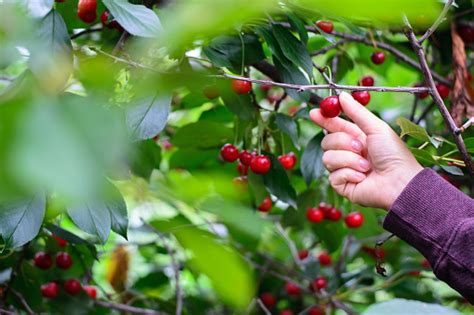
359, 159, 371, 171
351, 140, 363, 152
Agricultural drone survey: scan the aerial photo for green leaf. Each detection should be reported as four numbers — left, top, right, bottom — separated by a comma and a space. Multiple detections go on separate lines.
20, 0, 54, 18
287, 13, 308, 44
276, 113, 300, 149
396, 117, 431, 144
262, 155, 297, 208
440, 165, 464, 176
363, 299, 461, 315
218, 80, 257, 121
129, 140, 161, 179
274, 57, 311, 102
171, 121, 233, 149
67, 203, 111, 244
410, 148, 436, 166
169, 148, 218, 170
0, 194, 46, 248
248, 172, 269, 206
465, 137, 474, 153
301, 133, 325, 185
103, 0, 162, 38
105, 182, 128, 239
126, 94, 172, 141
46, 224, 98, 259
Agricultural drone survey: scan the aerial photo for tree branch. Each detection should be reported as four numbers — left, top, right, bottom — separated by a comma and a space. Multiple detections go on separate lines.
419, 0, 455, 43
10, 289, 34, 315
310, 40, 347, 56
458, 117, 474, 134
70, 27, 102, 40
95, 300, 167, 315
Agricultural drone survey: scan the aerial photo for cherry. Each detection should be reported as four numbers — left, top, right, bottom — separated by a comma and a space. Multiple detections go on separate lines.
421, 259, 431, 269
458, 25, 474, 43
77, 0, 97, 24
325, 207, 342, 221
359, 76, 374, 87
298, 250, 309, 260
64, 279, 82, 296
56, 252, 73, 270
284, 282, 301, 296
41, 282, 59, 299
280, 310, 294, 315
260, 292, 276, 307
203, 85, 220, 100
344, 212, 364, 228
318, 202, 331, 213
361, 246, 385, 259
371, 51, 385, 65
52, 235, 68, 247
351, 91, 371, 106
162, 139, 173, 151
415, 83, 429, 99
34, 252, 53, 270
288, 106, 300, 116
408, 270, 421, 277
436, 83, 450, 99
318, 252, 332, 266
316, 20, 334, 33
320, 96, 341, 118
84, 286, 97, 299
231, 79, 252, 94
239, 150, 255, 166
260, 83, 272, 92
267, 93, 282, 104
306, 207, 324, 223
100, 11, 121, 30
258, 197, 272, 212
250, 155, 271, 174
278, 153, 297, 170
237, 163, 248, 176
310, 276, 328, 291
220, 144, 239, 162
308, 307, 325, 315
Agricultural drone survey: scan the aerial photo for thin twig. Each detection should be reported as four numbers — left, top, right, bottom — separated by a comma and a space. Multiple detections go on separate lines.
331, 299, 357, 315
70, 27, 102, 40
10, 289, 34, 315
89, 47, 162, 73
409, 97, 419, 122
416, 102, 436, 124
0, 308, 16, 315
95, 300, 167, 315
457, 117, 474, 134
112, 31, 130, 56
310, 39, 347, 56
256, 299, 272, 315
419, 0, 455, 43
334, 235, 353, 276
275, 222, 304, 270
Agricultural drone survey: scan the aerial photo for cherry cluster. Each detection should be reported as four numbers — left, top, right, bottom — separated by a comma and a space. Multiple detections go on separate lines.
56, 0, 122, 30
33, 235, 97, 300
306, 202, 364, 228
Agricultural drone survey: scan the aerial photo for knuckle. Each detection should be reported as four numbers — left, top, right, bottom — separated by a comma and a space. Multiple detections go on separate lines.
322, 152, 332, 169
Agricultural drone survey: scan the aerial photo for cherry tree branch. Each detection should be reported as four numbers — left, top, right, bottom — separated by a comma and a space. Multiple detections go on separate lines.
404, 19, 474, 177
458, 117, 474, 133
310, 39, 347, 56
95, 300, 168, 315
419, 0, 455, 43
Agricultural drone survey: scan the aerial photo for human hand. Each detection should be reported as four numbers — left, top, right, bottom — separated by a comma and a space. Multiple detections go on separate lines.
310, 92, 424, 210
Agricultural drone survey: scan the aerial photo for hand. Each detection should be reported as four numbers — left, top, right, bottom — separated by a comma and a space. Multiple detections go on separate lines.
310, 92, 423, 210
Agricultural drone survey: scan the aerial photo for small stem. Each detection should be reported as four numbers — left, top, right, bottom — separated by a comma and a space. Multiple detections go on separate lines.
95, 300, 167, 315
419, 0, 455, 43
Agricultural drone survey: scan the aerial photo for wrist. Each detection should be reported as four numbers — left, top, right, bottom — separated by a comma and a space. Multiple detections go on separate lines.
385, 163, 424, 210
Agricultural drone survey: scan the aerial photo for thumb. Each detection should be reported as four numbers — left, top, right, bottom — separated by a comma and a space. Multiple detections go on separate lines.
339, 92, 387, 135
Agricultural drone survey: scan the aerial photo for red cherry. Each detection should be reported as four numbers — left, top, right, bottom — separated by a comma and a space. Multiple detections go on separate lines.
203, 85, 220, 100
100, 11, 121, 30
318, 252, 332, 266
56, 0, 65, 2
351, 91, 371, 106
250, 155, 271, 174
298, 250, 309, 260
41, 282, 59, 299
371, 51, 385, 65
260, 292, 276, 307
408, 270, 421, 277
260, 83, 272, 92
359, 76, 374, 86
267, 93, 282, 104
308, 307, 325, 315
415, 83, 429, 99
84, 286, 97, 299
436, 83, 450, 99
344, 212, 364, 228
237, 163, 248, 176
231, 79, 252, 94
316, 20, 334, 33
34, 252, 53, 270
421, 259, 431, 269
239, 150, 255, 166
318, 202, 331, 213
55, 252, 73, 270
280, 310, 294, 315
459, 25, 474, 43
100, 11, 110, 27
64, 279, 82, 296
284, 282, 301, 296
278, 153, 297, 170
258, 197, 272, 212
311, 277, 328, 291
325, 207, 342, 221
77, 0, 97, 24
307, 207, 324, 223
220, 144, 239, 162
288, 106, 300, 116
161, 139, 173, 151
320, 96, 341, 118
52, 235, 68, 247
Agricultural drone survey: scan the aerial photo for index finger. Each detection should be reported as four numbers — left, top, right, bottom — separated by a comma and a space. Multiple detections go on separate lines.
310, 108, 366, 140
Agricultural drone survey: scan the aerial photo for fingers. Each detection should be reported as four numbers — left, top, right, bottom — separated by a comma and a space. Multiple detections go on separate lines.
321, 132, 365, 154
322, 150, 371, 173
328, 168, 367, 186
309, 108, 365, 140
338, 92, 387, 135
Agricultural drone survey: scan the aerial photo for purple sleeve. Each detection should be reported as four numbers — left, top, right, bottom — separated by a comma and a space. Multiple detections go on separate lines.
383, 168, 474, 303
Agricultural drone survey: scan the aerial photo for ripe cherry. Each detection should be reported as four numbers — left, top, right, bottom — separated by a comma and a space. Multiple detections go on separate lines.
84, 286, 97, 299
52, 235, 68, 247
258, 197, 272, 212
64, 279, 82, 296
308, 307, 325, 315
307, 207, 324, 223
316, 20, 334, 33
239, 150, 255, 166
436, 83, 450, 99
311, 276, 328, 291
203, 85, 220, 100
298, 250, 309, 260
260, 83, 272, 92
320, 95, 341, 118
278, 153, 297, 170
34, 252, 53, 270
408, 270, 421, 277
77, 0, 97, 24
56, 252, 73, 270
280, 310, 294, 315
415, 83, 429, 99
250, 155, 271, 174
345, 212, 364, 228
260, 292, 276, 307
318, 252, 332, 266
231, 79, 252, 94
237, 163, 248, 176
359, 76, 374, 87
220, 144, 239, 162
371, 51, 385, 65
325, 207, 342, 221
458, 25, 474, 43
318, 202, 331, 213
351, 91, 371, 106
100, 11, 121, 30
284, 282, 301, 296
41, 282, 59, 299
